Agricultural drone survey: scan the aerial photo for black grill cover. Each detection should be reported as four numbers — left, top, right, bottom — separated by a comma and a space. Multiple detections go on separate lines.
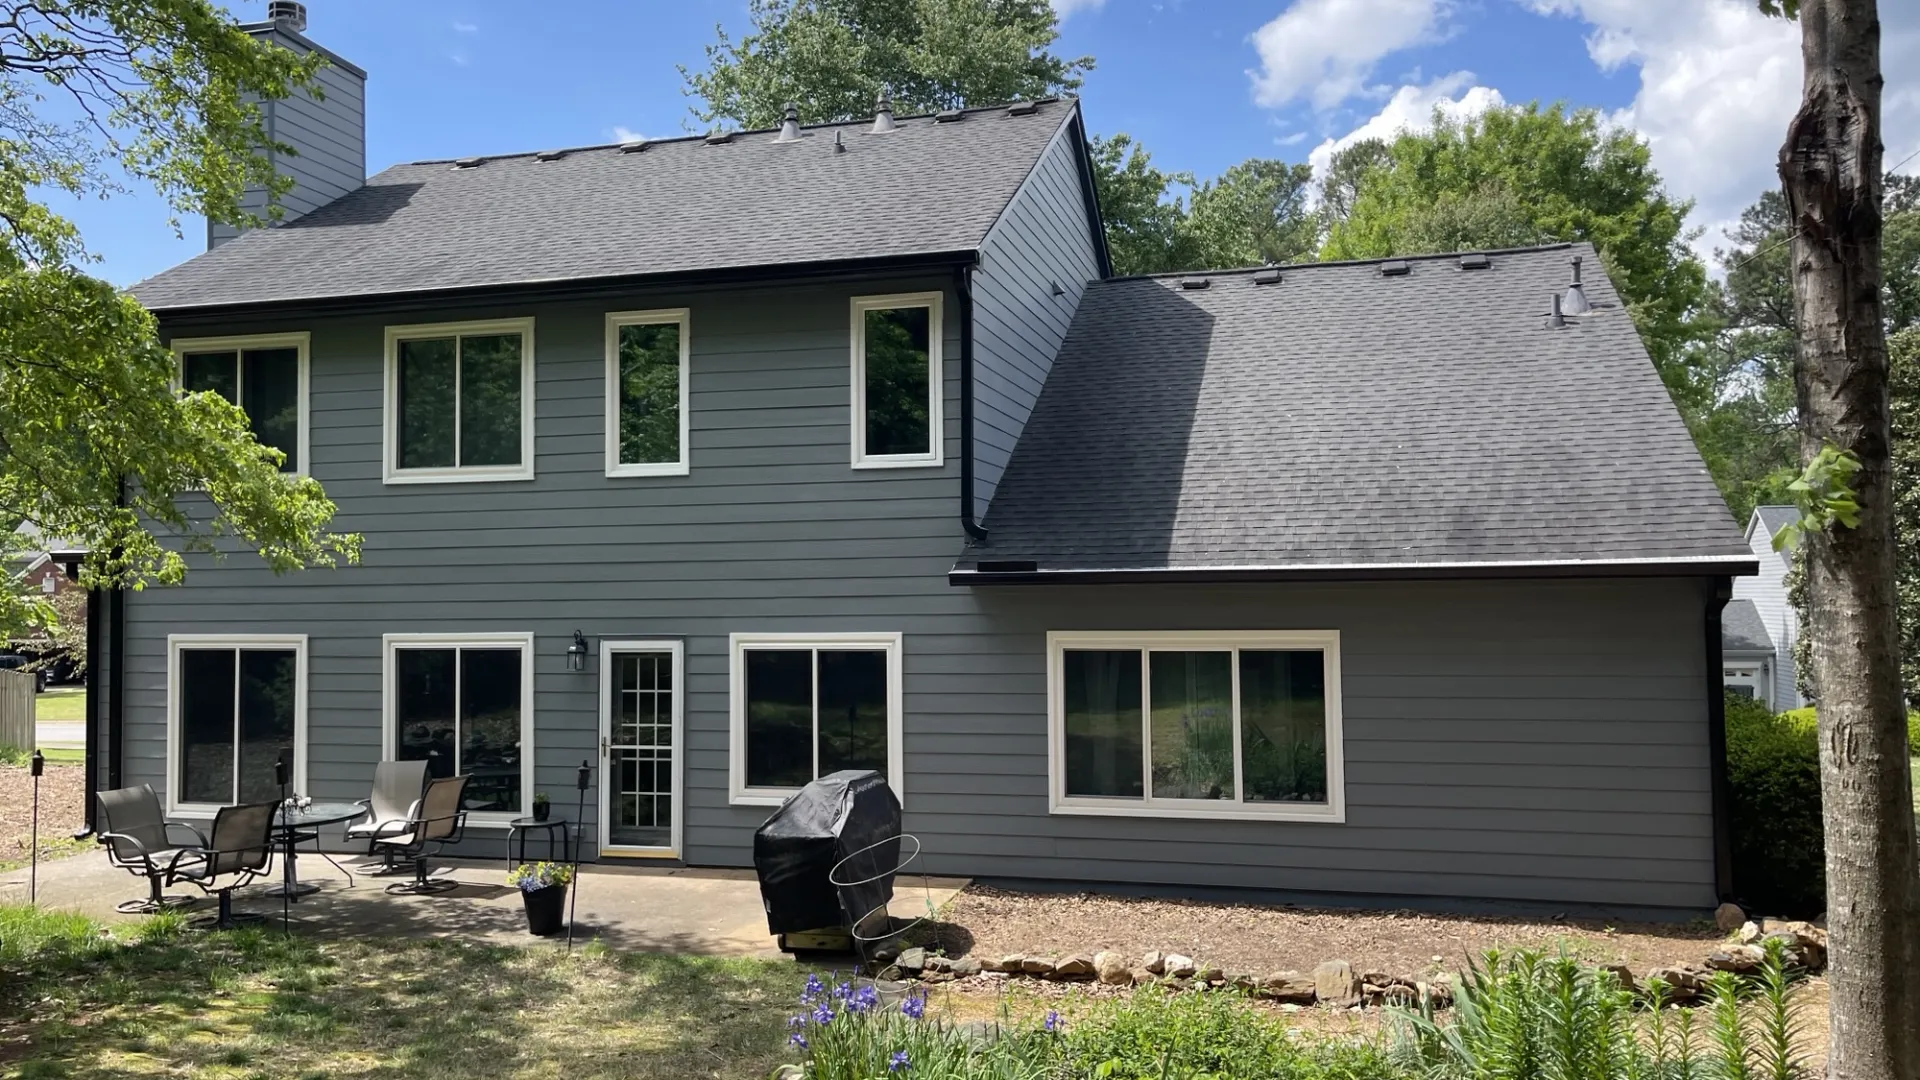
753, 770, 902, 935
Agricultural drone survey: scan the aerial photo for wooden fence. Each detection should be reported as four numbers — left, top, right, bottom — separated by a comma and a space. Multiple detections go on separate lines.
0, 668, 33, 751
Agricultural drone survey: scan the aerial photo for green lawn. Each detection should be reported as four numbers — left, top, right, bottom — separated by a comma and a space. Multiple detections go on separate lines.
33, 688, 83, 724
0, 906, 804, 1080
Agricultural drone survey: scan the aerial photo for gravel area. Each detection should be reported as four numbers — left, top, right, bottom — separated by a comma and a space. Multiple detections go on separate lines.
941, 885, 1725, 980
0, 764, 86, 868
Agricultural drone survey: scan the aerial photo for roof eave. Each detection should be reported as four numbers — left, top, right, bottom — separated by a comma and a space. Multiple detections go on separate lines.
949, 557, 1763, 587
145, 249, 982, 325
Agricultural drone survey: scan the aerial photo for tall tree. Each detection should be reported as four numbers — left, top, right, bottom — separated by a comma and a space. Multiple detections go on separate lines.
681, 0, 1091, 129
1766, 0, 1920, 1073
1892, 328, 1920, 711
1324, 103, 1709, 390
1183, 159, 1318, 269
1086, 133, 1197, 276
1315, 138, 1390, 233
1, 0, 361, 638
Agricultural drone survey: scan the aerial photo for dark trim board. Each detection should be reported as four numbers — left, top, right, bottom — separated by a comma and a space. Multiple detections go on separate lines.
952, 560, 1762, 586
1705, 575, 1736, 903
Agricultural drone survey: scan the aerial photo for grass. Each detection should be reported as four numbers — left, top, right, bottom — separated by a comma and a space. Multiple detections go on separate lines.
0, 904, 805, 1079
0, 746, 82, 767
0, 836, 93, 875
32, 688, 83, 724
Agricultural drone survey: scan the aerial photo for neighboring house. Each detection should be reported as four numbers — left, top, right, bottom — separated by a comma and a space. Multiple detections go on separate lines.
84, 7, 1764, 918
1728, 506, 1805, 709
1720, 599, 1778, 705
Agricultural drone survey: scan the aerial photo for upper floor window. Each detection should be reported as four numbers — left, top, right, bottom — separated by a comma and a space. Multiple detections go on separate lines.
850, 292, 943, 469
384, 318, 535, 483
605, 309, 690, 477
174, 333, 308, 474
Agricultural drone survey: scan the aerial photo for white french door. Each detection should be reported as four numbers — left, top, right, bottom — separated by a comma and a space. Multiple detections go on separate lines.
598, 640, 684, 856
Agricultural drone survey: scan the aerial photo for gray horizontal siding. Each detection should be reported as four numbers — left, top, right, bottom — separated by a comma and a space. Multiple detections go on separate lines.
130, 273, 1718, 914
210, 29, 364, 247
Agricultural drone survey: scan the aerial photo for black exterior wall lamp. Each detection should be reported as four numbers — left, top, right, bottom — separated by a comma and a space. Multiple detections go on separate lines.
567, 630, 590, 673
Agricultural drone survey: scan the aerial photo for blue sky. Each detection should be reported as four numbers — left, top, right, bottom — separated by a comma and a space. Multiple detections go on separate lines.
56, 0, 1920, 287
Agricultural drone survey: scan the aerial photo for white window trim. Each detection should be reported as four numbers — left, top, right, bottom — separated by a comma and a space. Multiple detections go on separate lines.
172, 332, 312, 477
599, 639, 686, 856
1723, 660, 1773, 709
604, 308, 692, 478
382, 318, 537, 484
165, 633, 309, 818
850, 292, 944, 469
1046, 630, 1346, 824
381, 632, 537, 826
728, 631, 906, 807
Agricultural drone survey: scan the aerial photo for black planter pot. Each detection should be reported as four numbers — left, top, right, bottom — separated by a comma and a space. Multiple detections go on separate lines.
533, 803, 550, 822
522, 884, 567, 936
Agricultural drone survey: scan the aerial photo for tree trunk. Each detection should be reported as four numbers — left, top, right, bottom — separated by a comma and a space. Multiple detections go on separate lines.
1778, 2, 1920, 1076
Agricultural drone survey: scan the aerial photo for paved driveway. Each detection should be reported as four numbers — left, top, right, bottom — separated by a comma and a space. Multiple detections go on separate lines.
35, 720, 83, 748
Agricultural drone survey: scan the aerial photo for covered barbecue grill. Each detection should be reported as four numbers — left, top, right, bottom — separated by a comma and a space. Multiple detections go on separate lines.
753, 769, 902, 952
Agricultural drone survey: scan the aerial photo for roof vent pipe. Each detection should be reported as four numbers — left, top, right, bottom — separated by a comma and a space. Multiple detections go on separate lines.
872, 88, 896, 134
1561, 254, 1593, 316
266, 0, 306, 31
1545, 292, 1567, 329
834, 130, 845, 154
775, 102, 802, 143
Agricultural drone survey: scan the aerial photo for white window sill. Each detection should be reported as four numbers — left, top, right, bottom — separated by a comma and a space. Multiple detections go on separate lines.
1050, 799, 1344, 824
730, 791, 794, 808
606, 461, 691, 478
384, 467, 535, 485
851, 455, 943, 471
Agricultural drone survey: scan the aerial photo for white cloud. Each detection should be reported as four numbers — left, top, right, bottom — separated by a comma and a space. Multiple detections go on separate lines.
1050, 0, 1107, 17
1276, 131, 1309, 147
1248, 0, 1454, 110
1305, 71, 1504, 178
452, 20, 478, 33
611, 126, 647, 144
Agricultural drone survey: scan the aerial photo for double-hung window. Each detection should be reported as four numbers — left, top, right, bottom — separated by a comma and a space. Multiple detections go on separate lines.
605, 309, 690, 476
850, 293, 942, 468
1048, 631, 1344, 822
384, 319, 535, 482
167, 635, 306, 814
729, 633, 904, 804
174, 333, 308, 473
383, 633, 534, 817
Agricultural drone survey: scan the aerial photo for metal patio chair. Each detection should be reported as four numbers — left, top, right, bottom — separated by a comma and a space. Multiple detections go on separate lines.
165, 801, 279, 930
345, 759, 430, 871
95, 784, 205, 914
374, 774, 470, 895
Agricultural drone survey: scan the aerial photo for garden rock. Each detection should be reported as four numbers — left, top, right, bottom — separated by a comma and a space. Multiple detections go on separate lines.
1051, 954, 1097, 981
1261, 972, 1316, 1004
1228, 972, 1257, 991
773, 1066, 804, 1080
1314, 960, 1360, 1006
986, 954, 1023, 973
1094, 951, 1131, 986
1418, 980, 1453, 1009
1642, 963, 1711, 1002
1164, 954, 1197, 979
1599, 963, 1635, 991
1706, 945, 1767, 974
1143, 951, 1166, 975
1197, 966, 1224, 985
923, 954, 953, 974
1129, 968, 1155, 987
1714, 902, 1746, 932
1020, 956, 1055, 975
872, 942, 901, 963
949, 957, 982, 978
1737, 920, 1763, 944
897, 948, 927, 974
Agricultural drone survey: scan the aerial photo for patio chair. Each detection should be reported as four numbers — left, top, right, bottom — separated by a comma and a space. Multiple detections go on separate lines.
374, 774, 470, 896
164, 801, 280, 930
95, 784, 206, 914
345, 759, 430, 871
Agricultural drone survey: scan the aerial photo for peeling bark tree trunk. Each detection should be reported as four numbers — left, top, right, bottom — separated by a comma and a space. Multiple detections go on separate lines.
1778, 2, 1920, 1076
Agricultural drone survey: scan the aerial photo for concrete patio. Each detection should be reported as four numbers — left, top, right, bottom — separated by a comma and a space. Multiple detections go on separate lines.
0, 849, 967, 958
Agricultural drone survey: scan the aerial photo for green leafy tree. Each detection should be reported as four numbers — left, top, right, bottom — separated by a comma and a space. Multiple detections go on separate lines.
1086, 133, 1196, 276
1324, 103, 1708, 387
1, 1, 361, 639
681, 0, 1090, 129
1314, 138, 1390, 233
1182, 159, 1318, 269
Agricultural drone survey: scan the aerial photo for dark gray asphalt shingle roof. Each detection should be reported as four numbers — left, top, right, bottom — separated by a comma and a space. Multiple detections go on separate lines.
132, 100, 1080, 311
960, 243, 1753, 574
1754, 505, 1798, 540
1722, 599, 1775, 654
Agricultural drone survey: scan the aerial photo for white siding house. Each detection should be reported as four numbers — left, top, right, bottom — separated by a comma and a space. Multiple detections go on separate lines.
1729, 507, 1804, 708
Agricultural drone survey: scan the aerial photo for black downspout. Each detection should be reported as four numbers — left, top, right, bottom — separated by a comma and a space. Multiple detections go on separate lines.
1705, 575, 1735, 904
956, 264, 988, 543
108, 581, 125, 793
81, 576, 103, 832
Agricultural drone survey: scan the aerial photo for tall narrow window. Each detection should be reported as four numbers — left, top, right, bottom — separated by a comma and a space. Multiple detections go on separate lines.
175, 334, 308, 472
730, 633, 903, 803
605, 309, 690, 476
385, 635, 533, 815
385, 319, 535, 482
1049, 631, 1344, 822
168, 635, 305, 812
851, 293, 942, 468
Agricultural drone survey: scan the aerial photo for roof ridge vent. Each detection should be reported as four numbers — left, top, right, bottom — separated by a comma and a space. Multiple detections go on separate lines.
1007, 101, 1039, 116
872, 88, 896, 133
1379, 260, 1410, 277
774, 102, 802, 143
935, 108, 966, 123
533, 149, 566, 162
1458, 252, 1491, 270
619, 139, 649, 154
452, 156, 484, 169
1179, 276, 1210, 290
705, 129, 734, 145
1252, 268, 1283, 285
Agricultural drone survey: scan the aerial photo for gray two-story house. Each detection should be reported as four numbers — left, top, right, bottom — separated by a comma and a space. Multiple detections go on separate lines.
91, 8, 1761, 918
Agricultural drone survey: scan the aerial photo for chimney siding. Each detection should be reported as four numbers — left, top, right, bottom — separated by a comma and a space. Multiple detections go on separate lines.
208, 20, 366, 249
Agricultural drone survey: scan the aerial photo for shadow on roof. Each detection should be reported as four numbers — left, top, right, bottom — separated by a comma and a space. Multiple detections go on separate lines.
281, 181, 425, 229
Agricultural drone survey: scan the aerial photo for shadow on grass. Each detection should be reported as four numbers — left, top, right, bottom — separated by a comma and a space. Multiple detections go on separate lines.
0, 906, 804, 1080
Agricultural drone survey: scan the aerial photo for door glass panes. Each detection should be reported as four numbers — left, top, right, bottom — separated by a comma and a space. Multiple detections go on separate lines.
394, 645, 524, 812
176, 647, 297, 805
1238, 650, 1328, 804
617, 321, 682, 466
395, 332, 524, 470
1061, 650, 1144, 798
609, 652, 674, 848
1148, 651, 1234, 801
183, 348, 301, 471
862, 306, 932, 457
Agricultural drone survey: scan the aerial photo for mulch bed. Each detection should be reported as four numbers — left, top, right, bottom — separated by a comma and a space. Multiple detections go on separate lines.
0, 765, 86, 867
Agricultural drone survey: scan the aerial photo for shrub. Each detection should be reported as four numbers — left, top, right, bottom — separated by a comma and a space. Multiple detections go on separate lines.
1058, 988, 1396, 1079
1779, 705, 1920, 752
1725, 693, 1826, 916
785, 976, 1059, 1079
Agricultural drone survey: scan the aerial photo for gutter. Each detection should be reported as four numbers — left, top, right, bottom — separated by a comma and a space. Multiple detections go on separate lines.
951, 557, 1763, 586
955, 264, 988, 542
1705, 576, 1736, 904
81, 568, 102, 832
108, 575, 124, 795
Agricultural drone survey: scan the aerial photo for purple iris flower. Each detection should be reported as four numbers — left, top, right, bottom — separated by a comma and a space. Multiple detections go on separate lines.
900, 991, 926, 1019
789, 1033, 808, 1049
889, 1050, 911, 1072
813, 1004, 835, 1026
1044, 1010, 1060, 1033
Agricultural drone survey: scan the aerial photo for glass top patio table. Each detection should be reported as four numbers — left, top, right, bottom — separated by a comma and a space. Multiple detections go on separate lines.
267, 801, 366, 898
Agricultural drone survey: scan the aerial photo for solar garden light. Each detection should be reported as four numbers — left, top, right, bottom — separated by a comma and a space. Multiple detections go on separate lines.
29, 749, 43, 904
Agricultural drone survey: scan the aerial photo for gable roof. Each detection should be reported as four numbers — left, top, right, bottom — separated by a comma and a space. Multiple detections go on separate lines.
1752, 505, 1798, 541
1722, 599, 1775, 655
956, 243, 1756, 582
132, 99, 1095, 314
